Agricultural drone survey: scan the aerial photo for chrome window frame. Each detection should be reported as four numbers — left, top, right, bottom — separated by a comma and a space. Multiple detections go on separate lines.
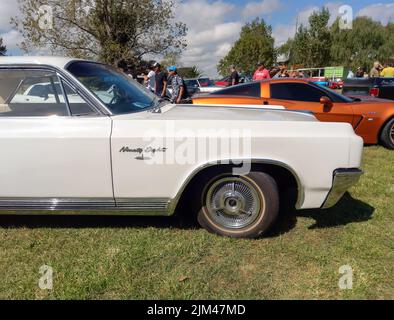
0, 64, 112, 117
0, 67, 72, 117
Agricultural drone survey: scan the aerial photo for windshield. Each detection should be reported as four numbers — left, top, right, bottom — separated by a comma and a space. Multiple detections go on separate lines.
198, 78, 212, 87
185, 79, 199, 87
311, 82, 355, 103
67, 61, 158, 114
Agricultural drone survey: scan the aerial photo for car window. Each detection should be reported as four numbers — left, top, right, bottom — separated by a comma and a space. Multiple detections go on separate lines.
61, 80, 100, 116
311, 83, 354, 103
214, 82, 261, 97
198, 78, 211, 87
185, 80, 199, 87
0, 69, 68, 117
67, 61, 157, 115
270, 83, 326, 102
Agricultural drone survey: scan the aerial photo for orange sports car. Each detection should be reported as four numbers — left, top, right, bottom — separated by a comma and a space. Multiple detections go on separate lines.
192, 79, 394, 149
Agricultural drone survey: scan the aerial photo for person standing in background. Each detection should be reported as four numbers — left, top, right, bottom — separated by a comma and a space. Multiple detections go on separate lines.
229, 65, 239, 86
253, 62, 270, 81
370, 61, 383, 78
146, 65, 156, 92
167, 66, 188, 104
153, 62, 168, 97
355, 67, 365, 78
347, 70, 354, 78
381, 63, 394, 77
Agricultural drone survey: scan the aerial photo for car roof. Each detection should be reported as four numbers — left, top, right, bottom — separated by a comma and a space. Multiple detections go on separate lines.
260, 78, 311, 84
0, 56, 83, 69
185, 78, 210, 80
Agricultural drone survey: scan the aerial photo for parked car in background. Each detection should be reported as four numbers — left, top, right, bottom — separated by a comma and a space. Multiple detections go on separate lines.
215, 76, 232, 87
184, 78, 222, 95
215, 75, 252, 87
342, 77, 394, 100
0, 57, 364, 238
328, 78, 344, 90
192, 79, 394, 149
308, 77, 329, 87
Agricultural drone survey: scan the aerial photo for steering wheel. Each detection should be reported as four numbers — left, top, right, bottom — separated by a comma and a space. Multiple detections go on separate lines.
108, 84, 127, 105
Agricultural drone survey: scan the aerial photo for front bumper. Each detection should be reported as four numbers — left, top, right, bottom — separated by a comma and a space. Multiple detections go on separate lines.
321, 168, 363, 209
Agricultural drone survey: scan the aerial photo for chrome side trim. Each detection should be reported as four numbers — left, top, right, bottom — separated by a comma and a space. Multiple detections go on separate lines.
167, 159, 305, 214
0, 198, 171, 216
321, 168, 363, 209
116, 198, 170, 211
181, 104, 317, 119
0, 198, 115, 210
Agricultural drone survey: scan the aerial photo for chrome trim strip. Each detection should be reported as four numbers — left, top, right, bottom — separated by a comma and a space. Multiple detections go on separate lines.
116, 198, 170, 211
181, 104, 317, 119
167, 159, 305, 214
0, 198, 171, 216
0, 198, 115, 210
321, 168, 363, 209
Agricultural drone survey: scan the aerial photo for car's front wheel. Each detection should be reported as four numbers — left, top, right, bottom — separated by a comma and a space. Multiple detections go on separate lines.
197, 172, 279, 238
380, 118, 394, 150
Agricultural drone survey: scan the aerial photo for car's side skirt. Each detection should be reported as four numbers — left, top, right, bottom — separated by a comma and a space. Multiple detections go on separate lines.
0, 198, 172, 216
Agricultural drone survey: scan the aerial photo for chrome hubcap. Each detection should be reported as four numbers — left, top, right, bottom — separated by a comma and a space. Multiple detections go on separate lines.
390, 124, 394, 145
205, 177, 262, 229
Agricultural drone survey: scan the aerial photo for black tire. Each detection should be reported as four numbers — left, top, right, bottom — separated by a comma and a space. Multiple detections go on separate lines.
197, 172, 279, 239
380, 118, 394, 150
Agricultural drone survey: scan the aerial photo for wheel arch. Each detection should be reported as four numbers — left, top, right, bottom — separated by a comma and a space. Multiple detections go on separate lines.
378, 115, 394, 143
168, 159, 304, 216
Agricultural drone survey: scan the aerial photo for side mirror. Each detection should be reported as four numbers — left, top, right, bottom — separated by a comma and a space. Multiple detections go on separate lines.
320, 96, 333, 109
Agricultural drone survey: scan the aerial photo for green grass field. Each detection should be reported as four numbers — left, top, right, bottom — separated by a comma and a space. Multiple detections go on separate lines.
0, 146, 393, 300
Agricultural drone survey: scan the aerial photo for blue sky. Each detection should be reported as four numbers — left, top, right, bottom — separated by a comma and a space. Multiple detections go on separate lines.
1, 0, 394, 76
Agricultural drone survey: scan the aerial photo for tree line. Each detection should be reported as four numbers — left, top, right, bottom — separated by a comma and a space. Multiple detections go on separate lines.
219, 8, 394, 77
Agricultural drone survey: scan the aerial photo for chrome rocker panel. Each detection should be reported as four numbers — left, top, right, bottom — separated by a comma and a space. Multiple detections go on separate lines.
0, 198, 172, 216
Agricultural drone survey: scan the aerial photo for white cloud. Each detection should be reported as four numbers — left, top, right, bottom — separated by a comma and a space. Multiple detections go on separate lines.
0, 29, 23, 52
176, 0, 243, 77
272, 24, 296, 46
242, 0, 282, 18
357, 3, 394, 25
273, 2, 344, 46
0, 0, 22, 53
0, 0, 20, 31
177, 0, 236, 31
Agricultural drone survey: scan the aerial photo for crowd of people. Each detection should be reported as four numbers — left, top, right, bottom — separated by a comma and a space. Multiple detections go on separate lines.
118, 58, 394, 104
228, 62, 306, 85
118, 61, 190, 104
348, 61, 394, 79
229, 60, 394, 84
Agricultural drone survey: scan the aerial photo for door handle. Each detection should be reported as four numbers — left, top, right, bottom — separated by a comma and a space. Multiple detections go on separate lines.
263, 101, 269, 105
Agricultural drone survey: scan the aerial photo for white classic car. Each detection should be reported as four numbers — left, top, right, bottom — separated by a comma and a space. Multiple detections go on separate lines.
0, 57, 364, 238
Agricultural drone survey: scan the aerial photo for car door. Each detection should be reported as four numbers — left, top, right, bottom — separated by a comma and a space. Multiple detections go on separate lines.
268, 82, 355, 126
0, 68, 114, 207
